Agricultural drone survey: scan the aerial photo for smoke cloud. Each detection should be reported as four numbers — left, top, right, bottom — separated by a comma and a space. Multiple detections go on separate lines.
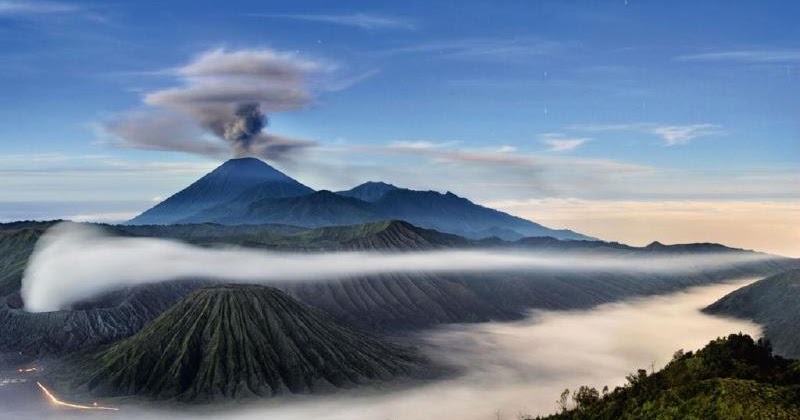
105, 48, 322, 160
21, 222, 775, 313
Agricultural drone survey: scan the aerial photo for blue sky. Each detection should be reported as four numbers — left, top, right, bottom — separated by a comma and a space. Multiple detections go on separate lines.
1, 0, 798, 254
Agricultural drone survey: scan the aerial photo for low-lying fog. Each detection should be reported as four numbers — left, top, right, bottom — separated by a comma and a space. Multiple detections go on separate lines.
22, 222, 772, 312
3, 279, 760, 420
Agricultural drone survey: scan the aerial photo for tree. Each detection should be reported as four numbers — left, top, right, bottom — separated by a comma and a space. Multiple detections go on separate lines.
572, 386, 600, 409
556, 388, 570, 412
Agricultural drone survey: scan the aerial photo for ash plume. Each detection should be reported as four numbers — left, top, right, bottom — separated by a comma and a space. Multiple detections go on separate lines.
105, 48, 322, 161
223, 103, 266, 149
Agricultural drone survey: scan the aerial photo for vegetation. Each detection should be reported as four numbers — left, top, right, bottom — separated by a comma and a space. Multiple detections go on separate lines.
705, 269, 800, 358
533, 334, 800, 420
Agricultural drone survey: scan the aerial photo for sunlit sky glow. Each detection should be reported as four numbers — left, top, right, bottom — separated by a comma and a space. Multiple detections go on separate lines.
0, 0, 798, 255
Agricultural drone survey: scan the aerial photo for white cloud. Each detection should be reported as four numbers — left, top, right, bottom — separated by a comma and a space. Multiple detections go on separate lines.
570, 122, 722, 145
539, 133, 589, 152
382, 36, 563, 61
676, 49, 800, 64
387, 140, 461, 150
249, 13, 415, 30
0, 0, 78, 15
651, 124, 722, 146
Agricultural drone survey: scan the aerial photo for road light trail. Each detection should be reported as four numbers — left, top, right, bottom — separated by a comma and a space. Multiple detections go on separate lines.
36, 381, 119, 411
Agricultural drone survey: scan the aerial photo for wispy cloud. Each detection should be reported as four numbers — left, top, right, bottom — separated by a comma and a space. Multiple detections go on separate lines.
0, 0, 107, 22
676, 49, 800, 64
248, 12, 415, 30
650, 124, 722, 146
0, 0, 78, 15
382, 36, 563, 61
539, 133, 589, 152
570, 122, 722, 146
350, 141, 652, 173
387, 140, 461, 150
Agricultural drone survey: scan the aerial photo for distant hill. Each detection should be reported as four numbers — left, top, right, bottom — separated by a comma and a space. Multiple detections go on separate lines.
337, 181, 399, 202
66, 285, 424, 402
128, 158, 589, 241
1, 220, 797, 358
705, 269, 800, 358
535, 333, 800, 419
128, 157, 313, 225
367, 187, 589, 240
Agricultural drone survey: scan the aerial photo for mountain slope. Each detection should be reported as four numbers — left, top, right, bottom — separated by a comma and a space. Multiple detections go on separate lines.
337, 181, 399, 202
370, 188, 590, 241
705, 269, 800, 358
0, 281, 201, 357
0, 222, 56, 295
68, 285, 424, 401
190, 190, 384, 227
536, 334, 800, 420
128, 158, 313, 225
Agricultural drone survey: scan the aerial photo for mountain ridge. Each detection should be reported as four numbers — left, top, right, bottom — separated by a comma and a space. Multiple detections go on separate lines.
127, 158, 589, 241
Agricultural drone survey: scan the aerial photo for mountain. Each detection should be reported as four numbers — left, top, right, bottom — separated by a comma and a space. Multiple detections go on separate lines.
184, 190, 383, 227
337, 181, 399, 202
66, 285, 424, 402
536, 333, 800, 420
127, 157, 313, 225
705, 269, 800, 358
128, 158, 589, 240
368, 188, 590, 241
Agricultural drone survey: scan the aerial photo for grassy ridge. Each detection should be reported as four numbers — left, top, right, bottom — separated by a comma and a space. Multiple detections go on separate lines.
536, 334, 800, 420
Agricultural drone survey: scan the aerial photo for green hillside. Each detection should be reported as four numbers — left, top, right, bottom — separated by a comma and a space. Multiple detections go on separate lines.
535, 334, 800, 420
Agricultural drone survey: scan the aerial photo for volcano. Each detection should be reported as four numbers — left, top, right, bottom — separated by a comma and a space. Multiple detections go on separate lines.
128, 157, 590, 241
128, 157, 314, 225
70, 285, 424, 401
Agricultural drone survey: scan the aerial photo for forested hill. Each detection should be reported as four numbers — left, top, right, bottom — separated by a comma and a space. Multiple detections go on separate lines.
705, 269, 800, 358
534, 334, 800, 420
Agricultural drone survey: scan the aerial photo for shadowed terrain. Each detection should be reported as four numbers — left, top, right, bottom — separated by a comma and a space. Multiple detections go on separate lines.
705, 269, 800, 358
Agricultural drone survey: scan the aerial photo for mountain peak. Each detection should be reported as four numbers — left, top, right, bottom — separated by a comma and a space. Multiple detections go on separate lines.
337, 181, 400, 202
127, 158, 311, 225
212, 157, 292, 182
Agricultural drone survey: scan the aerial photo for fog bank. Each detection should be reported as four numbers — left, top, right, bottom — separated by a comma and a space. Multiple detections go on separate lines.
22, 222, 773, 312
10, 280, 760, 419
